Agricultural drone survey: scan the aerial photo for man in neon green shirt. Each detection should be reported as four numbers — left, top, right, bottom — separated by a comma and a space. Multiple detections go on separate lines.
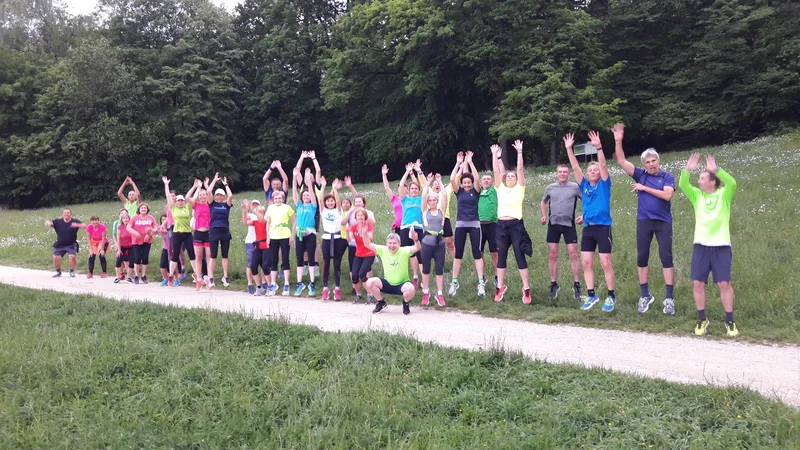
363, 230, 421, 315
679, 153, 738, 337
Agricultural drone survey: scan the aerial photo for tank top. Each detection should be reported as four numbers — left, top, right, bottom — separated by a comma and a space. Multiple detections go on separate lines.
117, 223, 133, 248
254, 222, 268, 249
422, 209, 444, 246
401, 196, 423, 228
194, 203, 211, 230
321, 208, 342, 238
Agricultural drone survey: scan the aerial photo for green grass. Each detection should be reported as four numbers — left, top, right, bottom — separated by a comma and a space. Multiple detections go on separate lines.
1, 133, 800, 342
1, 285, 798, 449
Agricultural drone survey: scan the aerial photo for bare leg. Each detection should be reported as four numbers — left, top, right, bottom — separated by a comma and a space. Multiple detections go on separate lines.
718, 281, 734, 313
452, 259, 462, 279
599, 253, 615, 291
519, 268, 530, 290
496, 267, 507, 289
435, 274, 444, 293
567, 244, 581, 283
547, 243, 559, 282
53, 255, 62, 271
581, 251, 595, 290
637, 266, 649, 285
475, 258, 484, 281
445, 236, 455, 260
663, 267, 675, 286
693, 280, 707, 311
68, 255, 77, 271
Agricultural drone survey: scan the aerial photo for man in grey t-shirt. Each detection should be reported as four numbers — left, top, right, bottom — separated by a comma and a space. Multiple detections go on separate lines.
540, 164, 583, 301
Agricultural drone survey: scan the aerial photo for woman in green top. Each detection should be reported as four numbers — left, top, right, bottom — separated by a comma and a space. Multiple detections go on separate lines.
163, 176, 199, 287
117, 176, 142, 217
680, 153, 739, 337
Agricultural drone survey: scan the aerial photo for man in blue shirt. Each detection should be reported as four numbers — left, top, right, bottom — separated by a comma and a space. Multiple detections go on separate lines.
612, 123, 676, 316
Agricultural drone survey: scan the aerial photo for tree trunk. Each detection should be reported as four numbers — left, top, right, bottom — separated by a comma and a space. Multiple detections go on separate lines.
549, 140, 557, 166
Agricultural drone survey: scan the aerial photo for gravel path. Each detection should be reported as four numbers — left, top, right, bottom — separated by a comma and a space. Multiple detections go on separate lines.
2, 265, 798, 408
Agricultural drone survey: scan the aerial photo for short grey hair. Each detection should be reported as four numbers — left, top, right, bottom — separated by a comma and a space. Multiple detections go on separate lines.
386, 233, 401, 243
641, 148, 659, 163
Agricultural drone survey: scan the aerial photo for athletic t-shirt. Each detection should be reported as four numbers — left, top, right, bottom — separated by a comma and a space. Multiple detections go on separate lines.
478, 186, 498, 222
679, 168, 736, 247
391, 195, 404, 229
401, 196, 423, 229
496, 184, 525, 220
124, 200, 139, 217
193, 203, 211, 230
52, 218, 81, 247
632, 167, 674, 222
542, 182, 581, 227
210, 201, 232, 229
245, 213, 257, 244
321, 208, 343, 237
254, 221, 268, 249
422, 210, 444, 246
295, 201, 317, 231
117, 222, 133, 248
131, 214, 156, 245
374, 245, 412, 286
351, 223, 376, 257
455, 187, 480, 222
170, 204, 192, 233
86, 223, 108, 243
267, 203, 294, 240
580, 177, 612, 226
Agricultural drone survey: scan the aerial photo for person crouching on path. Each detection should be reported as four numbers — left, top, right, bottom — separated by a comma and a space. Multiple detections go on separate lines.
85, 216, 109, 279
363, 230, 422, 316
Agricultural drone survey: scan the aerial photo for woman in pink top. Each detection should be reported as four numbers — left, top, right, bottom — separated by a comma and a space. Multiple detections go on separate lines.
85, 216, 109, 279
188, 178, 212, 290
381, 164, 405, 233
155, 214, 172, 286
114, 213, 139, 283
128, 203, 157, 284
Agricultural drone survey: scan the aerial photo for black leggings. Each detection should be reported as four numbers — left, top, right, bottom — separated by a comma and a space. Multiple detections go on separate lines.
421, 242, 445, 276
351, 255, 375, 284
132, 243, 152, 265
88, 242, 109, 274
637, 219, 673, 268
496, 219, 528, 270
454, 226, 482, 260
210, 239, 230, 259
270, 238, 291, 271
171, 232, 196, 262
348, 245, 356, 273
322, 238, 348, 287
250, 245, 272, 277
295, 234, 318, 268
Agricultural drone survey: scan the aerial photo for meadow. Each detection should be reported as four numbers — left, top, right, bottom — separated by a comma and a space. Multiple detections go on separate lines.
1, 133, 799, 341
1, 285, 798, 449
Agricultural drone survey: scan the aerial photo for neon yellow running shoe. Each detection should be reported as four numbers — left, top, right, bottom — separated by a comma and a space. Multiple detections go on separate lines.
695, 319, 710, 336
725, 321, 739, 337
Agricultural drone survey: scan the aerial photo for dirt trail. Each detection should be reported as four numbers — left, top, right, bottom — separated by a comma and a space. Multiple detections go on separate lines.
1, 265, 798, 407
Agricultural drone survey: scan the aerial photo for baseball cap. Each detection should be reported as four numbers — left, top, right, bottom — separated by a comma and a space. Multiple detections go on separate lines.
176, 195, 186, 201
214, 189, 225, 196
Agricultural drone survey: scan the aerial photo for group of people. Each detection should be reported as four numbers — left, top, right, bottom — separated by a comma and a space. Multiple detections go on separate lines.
45, 125, 739, 336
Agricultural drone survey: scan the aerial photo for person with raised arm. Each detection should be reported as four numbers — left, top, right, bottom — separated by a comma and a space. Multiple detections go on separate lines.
45, 208, 83, 278
263, 160, 289, 205
128, 203, 157, 284
478, 171, 499, 289
242, 198, 263, 295
679, 153, 739, 337
187, 178, 213, 291
612, 123, 677, 315
419, 173, 448, 307
362, 229, 422, 316
205, 173, 234, 288
381, 164, 405, 234
540, 164, 583, 301
163, 176, 199, 287
243, 199, 271, 296
564, 131, 617, 312
117, 176, 142, 217
492, 141, 533, 304
292, 167, 319, 296
342, 176, 377, 299
448, 151, 486, 298
266, 189, 295, 296
319, 177, 347, 301
398, 160, 426, 289
113, 211, 138, 283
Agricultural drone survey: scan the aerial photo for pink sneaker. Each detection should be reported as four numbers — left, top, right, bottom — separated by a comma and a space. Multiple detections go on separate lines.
421, 292, 430, 306
334, 287, 341, 301
87, 273, 93, 279
322, 287, 330, 301
436, 293, 446, 307
522, 288, 532, 305
494, 284, 508, 302
413, 276, 419, 289
100, 272, 107, 278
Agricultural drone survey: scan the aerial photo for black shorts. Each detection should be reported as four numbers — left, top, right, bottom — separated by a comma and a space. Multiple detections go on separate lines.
379, 278, 409, 296
53, 243, 78, 257
580, 225, 612, 254
209, 227, 232, 242
480, 222, 497, 253
160, 249, 169, 270
443, 218, 454, 238
400, 228, 422, 258
193, 230, 210, 247
547, 224, 578, 245
691, 244, 732, 283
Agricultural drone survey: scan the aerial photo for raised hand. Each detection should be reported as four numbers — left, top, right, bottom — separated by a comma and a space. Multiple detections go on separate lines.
320, 176, 327, 186
222, 177, 228, 185
435, 173, 442, 181
588, 131, 602, 148
162, 176, 170, 185
705, 155, 717, 173
333, 178, 342, 190
213, 172, 220, 181
381, 164, 389, 175
413, 159, 422, 171
426, 172, 434, 183
563, 133, 575, 149
204, 177, 210, 187
512, 140, 524, 153
194, 179, 202, 187
686, 152, 701, 171
491, 144, 502, 157
456, 151, 465, 164
405, 162, 414, 172
344, 175, 352, 187
611, 123, 625, 141
274, 160, 282, 168
309, 150, 316, 159
270, 160, 276, 169
242, 199, 249, 208
465, 151, 474, 162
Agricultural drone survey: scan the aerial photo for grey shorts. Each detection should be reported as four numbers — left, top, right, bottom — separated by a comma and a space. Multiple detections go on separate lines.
53, 243, 78, 257
245, 242, 256, 268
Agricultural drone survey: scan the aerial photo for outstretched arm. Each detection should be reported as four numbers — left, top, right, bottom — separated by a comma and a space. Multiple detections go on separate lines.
223, 177, 233, 206
678, 153, 701, 204
129, 178, 141, 202
612, 123, 635, 177
186, 179, 200, 206
344, 176, 359, 198
564, 133, 584, 184
306, 177, 318, 207
117, 176, 129, 203
162, 176, 174, 207
512, 140, 526, 186
310, 150, 322, 185
706, 155, 737, 200
275, 161, 289, 192
466, 152, 479, 182
292, 169, 300, 205
450, 152, 464, 192
588, 131, 609, 181
381, 165, 395, 200
262, 162, 274, 192
398, 163, 412, 199
242, 200, 253, 226
492, 145, 504, 188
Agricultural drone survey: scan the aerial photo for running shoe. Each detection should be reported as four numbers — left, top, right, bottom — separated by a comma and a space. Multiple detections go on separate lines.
192, 273, 198, 284
222, 277, 230, 287
172, 279, 180, 287
268, 284, 278, 296
53, 271, 62, 278
69, 271, 76, 278
87, 273, 93, 279
725, 321, 739, 337
602, 296, 616, 313
663, 298, 676, 316
637, 294, 655, 314
402, 301, 411, 315
114, 277, 120, 284
353, 294, 362, 304
322, 287, 330, 301
372, 300, 387, 314
334, 287, 342, 301
421, 292, 430, 306
366, 294, 376, 304
477, 282, 486, 297
180, 269, 187, 281
436, 293, 446, 307
127, 277, 134, 284
695, 319, 710, 336
203, 275, 209, 287
573, 284, 582, 300
448, 280, 460, 296
160, 279, 169, 287
308, 282, 316, 297
580, 294, 600, 311
255, 286, 266, 296
494, 284, 508, 302
548, 283, 559, 301
413, 276, 419, 290
523, 288, 532, 305
248, 285, 255, 295
196, 280, 202, 291
141, 276, 149, 285
282, 284, 290, 296
134, 276, 140, 285
294, 283, 306, 296
207, 278, 215, 289
100, 273, 107, 278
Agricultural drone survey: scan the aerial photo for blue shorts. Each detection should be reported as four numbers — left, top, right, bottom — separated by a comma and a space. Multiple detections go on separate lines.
245, 242, 256, 269
53, 243, 78, 257
691, 244, 732, 283
379, 278, 411, 296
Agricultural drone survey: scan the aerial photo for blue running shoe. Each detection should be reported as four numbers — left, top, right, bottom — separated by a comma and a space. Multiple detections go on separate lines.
172, 279, 181, 287
282, 284, 290, 296
267, 284, 278, 296
69, 270, 76, 278
294, 283, 306, 296
580, 294, 600, 311
248, 285, 255, 295
53, 271, 62, 278
308, 282, 316, 297
602, 296, 616, 313
161, 279, 169, 287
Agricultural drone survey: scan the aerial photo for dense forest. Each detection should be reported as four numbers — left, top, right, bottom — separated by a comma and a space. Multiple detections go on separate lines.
1, 0, 798, 208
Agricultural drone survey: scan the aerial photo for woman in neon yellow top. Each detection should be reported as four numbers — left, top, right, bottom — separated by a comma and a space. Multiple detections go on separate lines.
163, 176, 200, 287
492, 140, 532, 304
266, 190, 295, 295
